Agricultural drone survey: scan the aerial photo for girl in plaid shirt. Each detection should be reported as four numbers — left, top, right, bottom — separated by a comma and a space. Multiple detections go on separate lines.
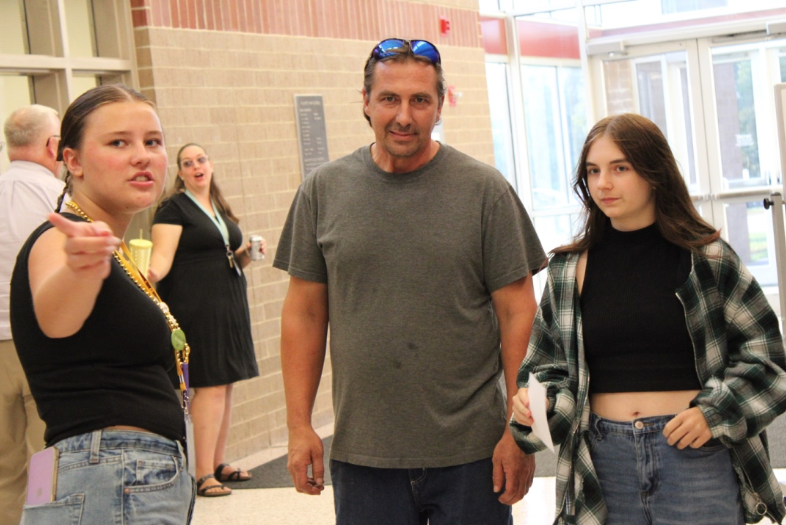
511, 114, 786, 524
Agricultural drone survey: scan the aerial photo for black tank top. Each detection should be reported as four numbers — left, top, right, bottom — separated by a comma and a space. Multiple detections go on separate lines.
580, 224, 701, 394
10, 214, 184, 445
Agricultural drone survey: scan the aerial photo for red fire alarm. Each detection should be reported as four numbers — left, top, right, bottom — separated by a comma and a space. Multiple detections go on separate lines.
447, 85, 459, 107
440, 16, 450, 36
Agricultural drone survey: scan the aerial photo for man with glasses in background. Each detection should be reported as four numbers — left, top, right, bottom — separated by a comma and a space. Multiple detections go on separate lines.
0, 104, 63, 524
275, 39, 546, 523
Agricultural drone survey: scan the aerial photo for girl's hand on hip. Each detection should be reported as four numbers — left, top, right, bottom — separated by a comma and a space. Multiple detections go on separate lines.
663, 406, 712, 449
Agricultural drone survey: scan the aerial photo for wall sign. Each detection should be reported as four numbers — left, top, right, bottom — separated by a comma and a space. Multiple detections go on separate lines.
294, 94, 330, 179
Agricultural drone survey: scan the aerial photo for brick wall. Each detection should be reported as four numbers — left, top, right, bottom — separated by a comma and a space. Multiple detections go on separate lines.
130, 0, 495, 461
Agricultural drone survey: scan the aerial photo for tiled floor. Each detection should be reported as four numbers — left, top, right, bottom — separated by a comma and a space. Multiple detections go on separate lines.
191, 424, 783, 525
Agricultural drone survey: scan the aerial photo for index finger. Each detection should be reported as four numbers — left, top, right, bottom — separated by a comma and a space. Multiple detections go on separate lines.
48, 213, 113, 239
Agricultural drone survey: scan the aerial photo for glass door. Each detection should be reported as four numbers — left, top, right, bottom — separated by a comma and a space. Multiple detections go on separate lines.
700, 38, 786, 288
590, 36, 786, 295
590, 40, 711, 202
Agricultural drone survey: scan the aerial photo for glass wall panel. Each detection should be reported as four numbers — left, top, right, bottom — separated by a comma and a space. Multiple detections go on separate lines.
723, 199, 776, 287
601, 51, 697, 190
0, 1, 28, 55
584, 0, 777, 30
0, 1, 131, 170
64, 0, 97, 57
523, 65, 567, 209
712, 51, 764, 190
603, 59, 635, 115
71, 75, 99, 101
533, 213, 579, 297
534, 213, 578, 254
636, 61, 668, 135
478, 0, 502, 11
522, 64, 585, 210
780, 54, 786, 82
678, 65, 697, 187
485, 63, 517, 189
559, 66, 586, 178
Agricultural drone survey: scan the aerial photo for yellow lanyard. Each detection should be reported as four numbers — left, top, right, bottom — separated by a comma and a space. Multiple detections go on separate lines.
63, 201, 191, 411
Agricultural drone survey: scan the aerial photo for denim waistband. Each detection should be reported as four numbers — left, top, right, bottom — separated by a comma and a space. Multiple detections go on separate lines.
54, 430, 184, 457
590, 413, 723, 447
590, 413, 674, 435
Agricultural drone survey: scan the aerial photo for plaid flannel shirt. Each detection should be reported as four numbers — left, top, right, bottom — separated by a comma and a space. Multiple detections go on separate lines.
511, 239, 786, 525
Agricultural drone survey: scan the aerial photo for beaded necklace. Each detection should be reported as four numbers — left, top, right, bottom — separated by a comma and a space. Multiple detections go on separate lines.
64, 200, 191, 412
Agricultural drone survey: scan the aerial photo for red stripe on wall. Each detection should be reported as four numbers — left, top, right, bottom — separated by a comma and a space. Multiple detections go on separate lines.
205, 1, 215, 30
167, 0, 178, 27
132, 7, 151, 27
139, 0, 483, 48
251, 0, 262, 33
181, 0, 189, 29
229, 0, 239, 31
368, 0, 380, 41
292, 0, 303, 36
240, 0, 250, 32
151, 0, 162, 25
290, 0, 300, 35
517, 19, 580, 60
160, 0, 171, 26
348, 0, 359, 41
480, 17, 506, 55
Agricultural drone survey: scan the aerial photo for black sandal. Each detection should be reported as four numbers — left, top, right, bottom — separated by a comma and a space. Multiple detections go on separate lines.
196, 473, 231, 497
214, 462, 252, 482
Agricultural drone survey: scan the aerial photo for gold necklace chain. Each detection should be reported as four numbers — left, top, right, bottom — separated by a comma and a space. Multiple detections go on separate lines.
63, 201, 191, 368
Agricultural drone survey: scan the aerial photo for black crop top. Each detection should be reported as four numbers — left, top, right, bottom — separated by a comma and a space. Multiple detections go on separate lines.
10, 214, 184, 446
580, 224, 701, 394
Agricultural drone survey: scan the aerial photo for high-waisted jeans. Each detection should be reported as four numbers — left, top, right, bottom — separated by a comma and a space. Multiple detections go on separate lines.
20, 429, 195, 525
588, 413, 743, 525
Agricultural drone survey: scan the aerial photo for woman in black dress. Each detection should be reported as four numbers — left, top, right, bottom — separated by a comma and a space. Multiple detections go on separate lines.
148, 143, 266, 497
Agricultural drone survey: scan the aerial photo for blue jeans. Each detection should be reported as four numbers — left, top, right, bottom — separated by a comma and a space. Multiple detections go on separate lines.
20, 430, 195, 525
330, 458, 513, 525
589, 413, 744, 525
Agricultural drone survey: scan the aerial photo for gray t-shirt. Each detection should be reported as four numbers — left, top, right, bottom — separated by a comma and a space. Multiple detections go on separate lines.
274, 143, 546, 468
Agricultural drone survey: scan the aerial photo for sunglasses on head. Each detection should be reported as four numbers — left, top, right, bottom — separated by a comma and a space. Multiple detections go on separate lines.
370, 39, 441, 65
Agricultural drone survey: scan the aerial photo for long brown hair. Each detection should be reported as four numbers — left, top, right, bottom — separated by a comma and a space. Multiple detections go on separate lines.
172, 143, 239, 223
554, 113, 719, 255
55, 84, 154, 212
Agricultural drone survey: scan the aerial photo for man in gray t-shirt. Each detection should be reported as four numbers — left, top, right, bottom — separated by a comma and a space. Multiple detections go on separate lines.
274, 38, 546, 524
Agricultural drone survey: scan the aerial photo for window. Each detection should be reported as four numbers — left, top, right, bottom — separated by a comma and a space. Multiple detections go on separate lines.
485, 63, 517, 189
0, 1, 135, 174
522, 64, 586, 210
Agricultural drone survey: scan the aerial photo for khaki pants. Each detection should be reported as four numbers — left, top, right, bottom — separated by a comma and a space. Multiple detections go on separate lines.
0, 339, 45, 525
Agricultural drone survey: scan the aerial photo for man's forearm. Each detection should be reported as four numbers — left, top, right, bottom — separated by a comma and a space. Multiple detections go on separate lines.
493, 275, 538, 419
280, 278, 329, 429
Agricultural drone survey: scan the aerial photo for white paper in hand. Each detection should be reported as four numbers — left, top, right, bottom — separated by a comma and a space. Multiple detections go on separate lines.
528, 372, 555, 453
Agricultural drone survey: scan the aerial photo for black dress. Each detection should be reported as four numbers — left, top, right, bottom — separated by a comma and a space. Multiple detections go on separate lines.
153, 192, 259, 387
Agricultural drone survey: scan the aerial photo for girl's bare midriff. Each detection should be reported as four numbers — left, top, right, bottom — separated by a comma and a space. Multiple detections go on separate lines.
590, 390, 701, 421
105, 425, 151, 433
